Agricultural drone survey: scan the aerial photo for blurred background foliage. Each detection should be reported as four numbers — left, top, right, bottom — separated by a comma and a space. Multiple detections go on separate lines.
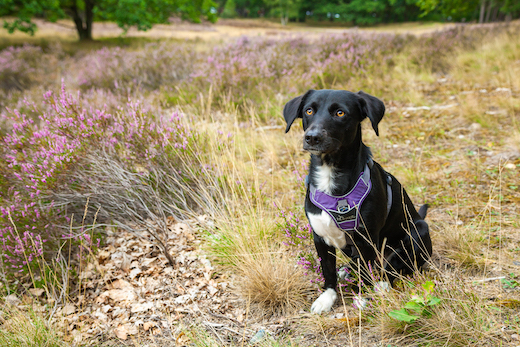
215, 0, 520, 25
1, 0, 519, 42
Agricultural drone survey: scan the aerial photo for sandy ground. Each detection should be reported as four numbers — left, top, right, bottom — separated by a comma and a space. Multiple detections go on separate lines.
0, 18, 456, 43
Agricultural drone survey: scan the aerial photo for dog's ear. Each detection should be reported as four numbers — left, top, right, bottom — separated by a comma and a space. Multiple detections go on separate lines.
356, 91, 385, 136
283, 90, 313, 133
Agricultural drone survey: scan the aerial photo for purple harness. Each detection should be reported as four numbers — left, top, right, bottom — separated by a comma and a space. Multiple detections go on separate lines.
307, 161, 393, 247
309, 164, 372, 233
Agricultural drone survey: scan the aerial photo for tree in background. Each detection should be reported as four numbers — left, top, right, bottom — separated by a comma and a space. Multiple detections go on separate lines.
210, 0, 266, 17
416, 0, 518, 22
221, 0, 238, 18
264, 0, 302, 24
1, 0, 218, 41
332, 0, 388, 25
213, 0, 519, 24
300, 0, 424, 25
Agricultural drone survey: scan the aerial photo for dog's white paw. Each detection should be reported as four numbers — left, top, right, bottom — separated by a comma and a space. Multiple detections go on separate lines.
353, 295, 368, 310
337, 266, 351, 280
311, 288, 337, 314
374, 281, 390, 293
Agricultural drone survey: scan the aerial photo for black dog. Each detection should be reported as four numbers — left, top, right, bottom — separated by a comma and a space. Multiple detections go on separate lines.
283, 89, 432, 313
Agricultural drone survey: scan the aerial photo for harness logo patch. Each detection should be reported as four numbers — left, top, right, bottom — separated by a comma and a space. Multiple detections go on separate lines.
337, 200, 350, 213
330, 209, 356, 222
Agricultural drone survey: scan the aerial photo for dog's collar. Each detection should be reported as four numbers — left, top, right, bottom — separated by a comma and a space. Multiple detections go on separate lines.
309, 162, 372, 234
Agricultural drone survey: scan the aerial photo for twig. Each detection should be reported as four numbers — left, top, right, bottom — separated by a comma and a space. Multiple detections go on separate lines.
207, 310, 245, 327
470, 276, 506, 283
202, 321, 248, 336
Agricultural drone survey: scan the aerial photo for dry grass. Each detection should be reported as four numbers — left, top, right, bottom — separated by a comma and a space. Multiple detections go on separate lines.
0, 305, 66, 347
369, 271, 503, 346
236, 246, 313, 316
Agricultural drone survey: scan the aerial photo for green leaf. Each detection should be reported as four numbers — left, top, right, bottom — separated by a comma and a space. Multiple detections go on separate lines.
388, 309, 419, 322
410, 294, 425, 306
404, 301, 423, 312
422, 280, 435, 293
428, 297, 441, 306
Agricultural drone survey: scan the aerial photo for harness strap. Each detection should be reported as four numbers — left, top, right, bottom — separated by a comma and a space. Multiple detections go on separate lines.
386, 174, 393, 220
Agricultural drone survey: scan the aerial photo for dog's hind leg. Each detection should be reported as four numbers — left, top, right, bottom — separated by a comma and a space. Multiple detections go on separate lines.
384, 220, 432, 283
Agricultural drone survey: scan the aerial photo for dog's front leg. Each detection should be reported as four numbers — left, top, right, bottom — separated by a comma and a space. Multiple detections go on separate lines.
311, 234, 338, 314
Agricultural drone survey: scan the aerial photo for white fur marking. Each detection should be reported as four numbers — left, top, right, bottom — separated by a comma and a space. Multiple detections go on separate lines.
337, 265, 350, 280
353, 295, 368, 310
311, 288, 337, 314
308, 211, 347, 249
374, 281, 390, 294
314, 164, 336, 194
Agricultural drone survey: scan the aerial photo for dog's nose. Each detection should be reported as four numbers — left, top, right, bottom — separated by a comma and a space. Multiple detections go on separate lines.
305, 130, 323, 146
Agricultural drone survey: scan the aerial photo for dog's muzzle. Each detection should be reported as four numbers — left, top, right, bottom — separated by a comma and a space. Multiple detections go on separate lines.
303, 128, 334, 154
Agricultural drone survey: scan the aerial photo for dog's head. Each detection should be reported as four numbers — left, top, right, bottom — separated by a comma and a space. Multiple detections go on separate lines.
283, 89, 385, 155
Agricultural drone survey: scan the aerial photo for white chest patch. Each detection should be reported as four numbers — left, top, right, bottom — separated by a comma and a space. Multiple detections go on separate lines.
314, 164, 336, 194
308, 211, 347, 250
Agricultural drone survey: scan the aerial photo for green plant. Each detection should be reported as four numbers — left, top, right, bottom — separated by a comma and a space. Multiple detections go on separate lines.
388, 280, 441, 322
501, 273, 520, 289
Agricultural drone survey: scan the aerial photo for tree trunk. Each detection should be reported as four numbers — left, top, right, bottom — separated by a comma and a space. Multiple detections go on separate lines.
85, 0, 94, 40
71, 0, 94, 41
485, 0, 493, 23
479, 0, 486, 23
491, 6, 498, 22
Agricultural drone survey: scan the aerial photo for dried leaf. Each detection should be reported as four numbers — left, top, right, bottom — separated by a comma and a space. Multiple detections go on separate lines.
63, 304, 76, 315
143, 321, 157, 331
130, 302, 154, 313
5, 294, 21, 306
29, 288, 45, 297
107, 289, 136, 302
114, 325, 128, 340
111, 279, 132, 289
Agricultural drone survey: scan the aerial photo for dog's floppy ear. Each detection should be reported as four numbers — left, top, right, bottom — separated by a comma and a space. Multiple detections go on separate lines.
356, 91, 385, 136
283, 90, 313, 133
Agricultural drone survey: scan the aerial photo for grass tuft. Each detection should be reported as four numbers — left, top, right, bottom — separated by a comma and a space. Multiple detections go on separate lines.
237, 246, 313, 316
369, 271, 502, 346
0, 305, 65, 347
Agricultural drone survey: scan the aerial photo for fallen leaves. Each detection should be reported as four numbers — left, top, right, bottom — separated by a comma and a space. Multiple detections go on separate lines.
48, 217, 232, 343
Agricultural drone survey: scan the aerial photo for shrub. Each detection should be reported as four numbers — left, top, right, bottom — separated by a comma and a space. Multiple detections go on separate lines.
74, 42, 196, 91
0, 44, 59, 92
0, 83, 205, 277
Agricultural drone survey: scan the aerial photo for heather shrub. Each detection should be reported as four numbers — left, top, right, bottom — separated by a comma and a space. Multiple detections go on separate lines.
405, 24, 516, 73
191, 36, 315, 99
0, 44, 60, 92
74, 42, 196, 91
309, 32, 405, 88
188, 32, 408, 109
277, 206, 324, 286
0, 83, 208, 276
187, 25, 518, 111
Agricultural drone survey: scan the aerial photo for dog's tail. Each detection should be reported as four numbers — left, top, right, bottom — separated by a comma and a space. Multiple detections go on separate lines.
418, 204, 429, 220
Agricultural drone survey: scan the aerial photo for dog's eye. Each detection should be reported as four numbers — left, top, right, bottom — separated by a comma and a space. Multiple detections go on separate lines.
336, 110, 345, 117
305, 108, 314, 116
